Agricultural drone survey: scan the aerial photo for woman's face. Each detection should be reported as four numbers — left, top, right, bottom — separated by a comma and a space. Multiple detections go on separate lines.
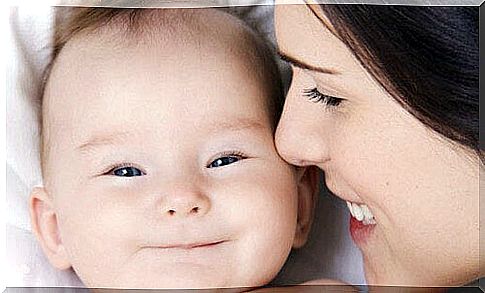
274, 2, 480, 286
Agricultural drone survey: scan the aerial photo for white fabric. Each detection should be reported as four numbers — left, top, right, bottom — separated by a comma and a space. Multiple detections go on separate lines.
6, 3, 365, 287
7, 5, 84, 287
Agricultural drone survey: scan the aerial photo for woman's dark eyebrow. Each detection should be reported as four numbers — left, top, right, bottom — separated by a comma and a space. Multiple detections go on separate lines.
277, 51, 340, 75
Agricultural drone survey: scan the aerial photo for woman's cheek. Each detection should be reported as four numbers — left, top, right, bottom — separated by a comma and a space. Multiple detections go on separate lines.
331, 120, 409, 233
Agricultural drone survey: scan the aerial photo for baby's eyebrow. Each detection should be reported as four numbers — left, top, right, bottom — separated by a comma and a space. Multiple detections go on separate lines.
207, 118, 267, 134
77, 131, 133, 154
77, 118, 266, 153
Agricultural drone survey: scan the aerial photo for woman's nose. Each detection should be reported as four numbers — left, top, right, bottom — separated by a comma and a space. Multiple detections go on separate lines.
275, 80, 330, 167
276, 121, 322, 167
160, 188, 211, 218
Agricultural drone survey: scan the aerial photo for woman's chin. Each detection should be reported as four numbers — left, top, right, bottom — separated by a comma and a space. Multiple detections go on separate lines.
362, 260, 467, 288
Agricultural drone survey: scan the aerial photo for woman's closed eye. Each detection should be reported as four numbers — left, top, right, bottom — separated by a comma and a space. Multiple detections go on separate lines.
207, 151, 248, 168
107, 164, 146, 177
303, 87, 344, 107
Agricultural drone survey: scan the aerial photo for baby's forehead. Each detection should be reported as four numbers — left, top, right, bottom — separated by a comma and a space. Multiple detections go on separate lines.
40, 8, 280, 169
62, 8, 256, 55
45, 8, 268, 100
44, 8, 275, 110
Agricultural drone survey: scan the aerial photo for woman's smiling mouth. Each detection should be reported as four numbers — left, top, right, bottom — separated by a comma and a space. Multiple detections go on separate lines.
345, 201, 377, 245
346, 201, 376, 225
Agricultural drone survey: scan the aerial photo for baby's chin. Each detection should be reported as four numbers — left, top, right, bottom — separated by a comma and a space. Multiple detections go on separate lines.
87, 279, 261, 292
82, 266, 268, 291
92, 289, 254, 293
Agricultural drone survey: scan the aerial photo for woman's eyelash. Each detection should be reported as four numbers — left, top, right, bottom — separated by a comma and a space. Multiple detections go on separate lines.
303, 88, 344, 107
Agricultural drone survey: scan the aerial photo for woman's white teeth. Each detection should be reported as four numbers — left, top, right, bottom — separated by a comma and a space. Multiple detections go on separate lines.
346, 201, 376, 225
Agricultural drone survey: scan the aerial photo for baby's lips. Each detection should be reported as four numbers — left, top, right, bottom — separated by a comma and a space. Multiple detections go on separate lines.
142, 238, 231, 250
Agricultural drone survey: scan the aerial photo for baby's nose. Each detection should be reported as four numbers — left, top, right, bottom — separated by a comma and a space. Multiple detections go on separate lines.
160, 190, 210, 218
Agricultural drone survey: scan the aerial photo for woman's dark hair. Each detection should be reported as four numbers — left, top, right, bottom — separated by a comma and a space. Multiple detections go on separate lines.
317, 5, 480, 158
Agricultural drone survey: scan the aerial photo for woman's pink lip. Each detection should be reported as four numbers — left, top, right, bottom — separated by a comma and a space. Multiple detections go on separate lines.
146, 240, 227, 250
349, 216, 376, 245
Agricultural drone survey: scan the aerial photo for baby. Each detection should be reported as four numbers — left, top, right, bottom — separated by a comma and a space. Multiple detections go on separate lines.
29, 7, 317, 290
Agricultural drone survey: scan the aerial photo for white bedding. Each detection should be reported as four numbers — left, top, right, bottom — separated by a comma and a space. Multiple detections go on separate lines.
6, 2, 365, 287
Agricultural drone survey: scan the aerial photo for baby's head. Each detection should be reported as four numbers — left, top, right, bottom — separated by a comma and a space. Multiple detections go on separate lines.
30, 7, 317, 289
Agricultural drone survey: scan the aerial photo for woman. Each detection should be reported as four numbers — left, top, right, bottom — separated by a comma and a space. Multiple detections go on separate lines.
273, 2, 481, 287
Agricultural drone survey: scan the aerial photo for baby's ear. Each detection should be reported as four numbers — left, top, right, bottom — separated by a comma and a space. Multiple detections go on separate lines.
29, 186, 71, 270
292, 166, 319, 249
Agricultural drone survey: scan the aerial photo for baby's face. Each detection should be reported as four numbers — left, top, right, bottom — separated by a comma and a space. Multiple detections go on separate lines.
37, 12, 307, 289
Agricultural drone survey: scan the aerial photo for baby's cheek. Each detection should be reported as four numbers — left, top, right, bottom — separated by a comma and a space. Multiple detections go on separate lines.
55, 187, 138, 256
222, 164, 299, 239
225, 162, 297, 212
217, 174, 297, 284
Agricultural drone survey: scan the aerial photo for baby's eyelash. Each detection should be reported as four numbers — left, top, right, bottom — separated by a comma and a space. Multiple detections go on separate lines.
206, 150, 248, 169
219, 150, 247, 158
102, 162, 146, 177
303, 88, 344, 107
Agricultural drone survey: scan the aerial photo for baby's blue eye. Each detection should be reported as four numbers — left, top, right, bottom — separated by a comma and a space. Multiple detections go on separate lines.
112, 166, 144, 177
208, 156, 240, 168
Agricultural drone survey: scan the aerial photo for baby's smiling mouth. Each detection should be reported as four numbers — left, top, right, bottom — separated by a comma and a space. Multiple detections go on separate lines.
124, 239, 231, 268
144, 240, 228, 250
